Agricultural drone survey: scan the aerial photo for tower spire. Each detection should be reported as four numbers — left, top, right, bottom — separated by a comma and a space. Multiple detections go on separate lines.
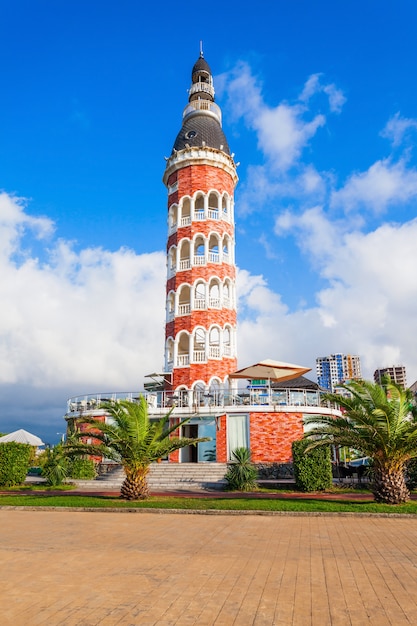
200, 40, 204, 58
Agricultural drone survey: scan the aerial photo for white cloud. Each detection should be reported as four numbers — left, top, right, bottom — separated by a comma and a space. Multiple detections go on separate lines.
0, 195, 166, 391
220, 63, 344, 172
331, 158, 417, 214
381, 112, 417, 147
300, 73, 346, 113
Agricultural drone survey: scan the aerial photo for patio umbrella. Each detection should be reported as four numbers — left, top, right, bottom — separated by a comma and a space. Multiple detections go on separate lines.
0, 429, 44, 447
228, 359, 311, 383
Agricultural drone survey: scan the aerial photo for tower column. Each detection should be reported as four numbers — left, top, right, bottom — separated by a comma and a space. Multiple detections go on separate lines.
163, 52, 238, 392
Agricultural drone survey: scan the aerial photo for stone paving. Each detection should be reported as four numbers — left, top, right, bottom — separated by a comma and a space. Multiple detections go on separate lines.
1, 509, 417, 625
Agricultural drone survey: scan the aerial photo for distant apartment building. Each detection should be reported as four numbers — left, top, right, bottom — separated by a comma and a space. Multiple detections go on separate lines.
374, 365, 407, 388
316, 353, 362, 392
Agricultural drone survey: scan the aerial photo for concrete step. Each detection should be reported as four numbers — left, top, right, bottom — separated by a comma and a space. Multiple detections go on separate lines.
73, 463, 228, 491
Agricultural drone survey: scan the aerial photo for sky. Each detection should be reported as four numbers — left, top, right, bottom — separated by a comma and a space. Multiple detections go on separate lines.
1, 0, 417, 443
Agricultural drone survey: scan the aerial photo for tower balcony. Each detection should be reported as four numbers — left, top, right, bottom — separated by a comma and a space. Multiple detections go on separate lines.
66, 387, 336, 417
182, 99, 221, 124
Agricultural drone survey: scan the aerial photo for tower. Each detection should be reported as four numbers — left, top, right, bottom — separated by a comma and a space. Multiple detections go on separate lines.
162, 52, 238, 400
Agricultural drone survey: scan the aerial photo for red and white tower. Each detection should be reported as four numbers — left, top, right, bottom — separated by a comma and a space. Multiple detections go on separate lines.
162, 52, 238, 400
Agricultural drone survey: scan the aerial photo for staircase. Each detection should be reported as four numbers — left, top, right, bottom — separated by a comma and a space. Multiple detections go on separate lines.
71, 463, 228, 491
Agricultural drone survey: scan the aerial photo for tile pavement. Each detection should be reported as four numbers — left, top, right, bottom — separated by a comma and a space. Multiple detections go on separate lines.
1, 509, 417, 625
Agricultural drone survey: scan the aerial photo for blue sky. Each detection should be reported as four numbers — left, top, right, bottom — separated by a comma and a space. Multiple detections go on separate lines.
1, 0, 417, 442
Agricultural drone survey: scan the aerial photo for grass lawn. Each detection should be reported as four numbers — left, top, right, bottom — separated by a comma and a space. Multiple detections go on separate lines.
1, 489, 417, 514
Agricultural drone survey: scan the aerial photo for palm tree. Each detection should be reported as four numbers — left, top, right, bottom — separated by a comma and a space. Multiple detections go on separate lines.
65, 396, 209, 500
304, 379, 417, 504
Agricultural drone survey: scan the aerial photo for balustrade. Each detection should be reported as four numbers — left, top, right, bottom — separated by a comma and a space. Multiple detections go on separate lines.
209, 346, 221, 358
177, 354, 189, 367
208, 252, 220, 263
192, 350, 206, 362
179, 259, 191, 271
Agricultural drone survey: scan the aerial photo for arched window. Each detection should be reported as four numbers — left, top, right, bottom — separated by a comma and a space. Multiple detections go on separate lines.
181, 197, 191, 226
222, 235, 230, 263
192, 381, 206, 407
222, 193, 229, 220
208, 234, 220, 263
194, 281, 206, 310
168, 204, 178, 233
194, 193, 205, 220
178, 284, 191, 316
168, 246, 177, 276
209, 378, 222, 405
208, 191, 219, 219
209, 326, 220, 359
223, 326, 232, 356
175, 386, 190, 408
166, 292, 175, 321
223, 279, 231, 308
193, 328, 206, 363
208, 279, 220, 308
165, 338, 174, 369
177, 332, 190, 367
193, 235, 205, 265
179, 240, 190, 271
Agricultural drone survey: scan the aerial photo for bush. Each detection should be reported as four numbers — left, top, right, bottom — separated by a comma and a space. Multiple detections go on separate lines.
68, 458, 96, 480
292, 439, 333, 492
0, 442, 32, 486
224, 447, 258, 491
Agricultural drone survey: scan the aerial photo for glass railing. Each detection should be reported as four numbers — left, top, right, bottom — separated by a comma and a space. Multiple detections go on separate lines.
66, 387, 330, 414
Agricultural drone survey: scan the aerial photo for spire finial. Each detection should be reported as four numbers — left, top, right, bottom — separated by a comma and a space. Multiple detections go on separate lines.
200, 40, 204, 58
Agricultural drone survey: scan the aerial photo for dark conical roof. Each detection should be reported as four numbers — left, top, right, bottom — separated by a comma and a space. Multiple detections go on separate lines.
172, 114, 230, 155
192, 55, 211, 77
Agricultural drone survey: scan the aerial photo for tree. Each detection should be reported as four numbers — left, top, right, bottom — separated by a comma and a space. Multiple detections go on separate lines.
39, 444, 68, 486
65, 397, 209, 500
304, 379, 417, 504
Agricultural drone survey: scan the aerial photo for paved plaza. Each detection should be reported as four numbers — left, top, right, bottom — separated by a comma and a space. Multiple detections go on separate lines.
1, 509, 417, 625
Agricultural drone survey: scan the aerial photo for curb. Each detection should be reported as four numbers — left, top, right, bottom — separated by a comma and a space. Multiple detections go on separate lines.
0, 505, 416, 518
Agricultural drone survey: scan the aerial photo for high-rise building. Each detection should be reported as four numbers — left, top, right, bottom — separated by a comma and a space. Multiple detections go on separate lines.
374, 366, 407, 388
316, 353, 362, 392
162, 51, 238, 396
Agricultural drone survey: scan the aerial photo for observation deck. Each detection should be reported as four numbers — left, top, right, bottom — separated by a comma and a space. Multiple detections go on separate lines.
65, 385, 336, 419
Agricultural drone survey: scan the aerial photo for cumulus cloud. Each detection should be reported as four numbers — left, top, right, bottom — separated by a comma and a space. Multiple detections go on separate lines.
0, 194, 166, 438
238, 213, 417, 386
219, 62, 344, 172
331, 158, 417, 214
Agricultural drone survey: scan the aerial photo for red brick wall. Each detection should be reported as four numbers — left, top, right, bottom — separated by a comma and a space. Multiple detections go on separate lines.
177, 165, 235, 197
172, 359, 237, 388
249, 412, 304, 463
166, 309, 237, 339
216, 414, 227, 462
166, 265, 236, 294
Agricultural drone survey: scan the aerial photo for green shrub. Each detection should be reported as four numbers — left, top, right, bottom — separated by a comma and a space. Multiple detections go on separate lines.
0, 442, 32, 486
292, 439, 333, 492
224, 447, 258, 491
68, 458, 96, 480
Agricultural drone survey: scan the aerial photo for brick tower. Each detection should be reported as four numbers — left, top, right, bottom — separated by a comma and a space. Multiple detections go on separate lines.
162, 51, 238, 401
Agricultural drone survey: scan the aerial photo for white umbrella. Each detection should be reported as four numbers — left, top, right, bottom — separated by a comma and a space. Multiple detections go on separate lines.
228, 359, 311, 383
0, 429, 44, 446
